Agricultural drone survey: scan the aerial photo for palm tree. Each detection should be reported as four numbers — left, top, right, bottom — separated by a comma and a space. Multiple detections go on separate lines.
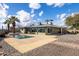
4, 18, 11, 32
39, 22, 42, 25
50, 19, 53, 25
45, 19, 49, 24
10, 16, 20, 34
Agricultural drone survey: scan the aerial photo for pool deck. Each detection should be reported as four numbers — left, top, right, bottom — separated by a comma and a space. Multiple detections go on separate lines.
4, 34, 58, 54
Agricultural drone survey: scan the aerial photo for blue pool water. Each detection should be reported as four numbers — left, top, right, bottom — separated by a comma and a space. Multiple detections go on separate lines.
15, 35, 33, 39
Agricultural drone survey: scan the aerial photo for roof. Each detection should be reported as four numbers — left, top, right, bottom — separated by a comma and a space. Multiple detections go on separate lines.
26, 24, 67, 29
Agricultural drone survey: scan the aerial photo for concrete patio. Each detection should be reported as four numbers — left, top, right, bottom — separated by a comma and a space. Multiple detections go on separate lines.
3, 33, 57, 55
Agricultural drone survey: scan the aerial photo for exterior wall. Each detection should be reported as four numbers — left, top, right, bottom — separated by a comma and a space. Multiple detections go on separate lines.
51, 27, 60, 34
45, 27, 61, 34
24, 27, 67, 34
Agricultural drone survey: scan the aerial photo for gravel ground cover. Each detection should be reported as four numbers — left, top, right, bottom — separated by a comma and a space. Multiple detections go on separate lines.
1, 34, 79, 56
23, 34, 79, 56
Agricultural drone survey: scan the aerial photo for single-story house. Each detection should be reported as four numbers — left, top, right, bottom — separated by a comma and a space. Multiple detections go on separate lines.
21, 24, 67, 35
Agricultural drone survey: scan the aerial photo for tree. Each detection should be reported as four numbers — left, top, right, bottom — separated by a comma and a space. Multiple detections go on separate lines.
50, 19, 53, 25
45, 19, 49, 24
4, 18, 11, 32
10, 16, 20, 34
66, 14, 79, 29
45, 19, 53, 25
65, 14, 79, 33
39, 22, 42, 25
66, 16, 74, 26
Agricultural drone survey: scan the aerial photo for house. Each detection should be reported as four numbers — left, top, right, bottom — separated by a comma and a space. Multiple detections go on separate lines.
22, 24, 67, 35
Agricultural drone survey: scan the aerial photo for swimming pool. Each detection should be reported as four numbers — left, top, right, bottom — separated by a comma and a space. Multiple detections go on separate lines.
9, 33, 33, 39
15, 35, 33, 39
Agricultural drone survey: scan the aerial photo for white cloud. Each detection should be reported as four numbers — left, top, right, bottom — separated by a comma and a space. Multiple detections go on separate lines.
60, 13, 66, 20
57, 14, 60, 18
0, 3, 9, 10
0, 10, 7, 18
31, 14, 35, 17
3, 3, 9, 10
16, 10, 31, 22
46, 3, 65, 7
28, 3, 43, 26
0, 3, 9, 29
0, 3, 9, 23
31, 9, 34, 14
16, 10, 37, 27
54, 13, 67, 26
71, 13, 75, 17
68, 12, 79, 17
54, 3, 65, 7
29, 3, 41, 18
29, 3, 41, 9
39, 11, 43, 16
55, 12, 79, 27
37, 18, 40, 21
0, 4, 3, 10
46, 3, 54, 6
7, 15, 12, 18
57, 13, 67, 20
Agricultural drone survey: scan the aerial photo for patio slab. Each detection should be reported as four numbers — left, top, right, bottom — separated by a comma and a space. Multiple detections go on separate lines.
4, 34, 58, 54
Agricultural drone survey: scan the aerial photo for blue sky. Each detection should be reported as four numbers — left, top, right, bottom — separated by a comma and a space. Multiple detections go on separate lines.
0, 3, 79, 29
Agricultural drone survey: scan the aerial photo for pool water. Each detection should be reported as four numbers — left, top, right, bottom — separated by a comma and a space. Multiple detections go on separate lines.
15, 35, 33, 39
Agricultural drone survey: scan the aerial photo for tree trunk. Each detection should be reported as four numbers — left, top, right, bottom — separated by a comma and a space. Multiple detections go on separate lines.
7, 24, 9, 33
12, 22, 15, 37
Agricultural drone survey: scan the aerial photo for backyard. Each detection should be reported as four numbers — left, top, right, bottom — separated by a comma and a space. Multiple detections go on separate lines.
0, 33, 79, 56
0, 3, 79, 56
